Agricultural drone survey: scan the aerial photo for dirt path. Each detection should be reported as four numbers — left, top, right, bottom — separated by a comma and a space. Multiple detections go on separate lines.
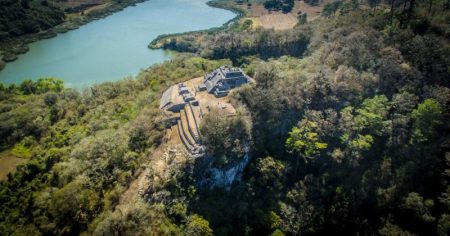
117, 146, 164, 207
117, 127, 187, 208
84, 2, 113, 14
118, 168, 148, 206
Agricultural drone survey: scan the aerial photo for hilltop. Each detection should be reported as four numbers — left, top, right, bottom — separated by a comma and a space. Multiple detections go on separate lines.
0, 0, 449, 235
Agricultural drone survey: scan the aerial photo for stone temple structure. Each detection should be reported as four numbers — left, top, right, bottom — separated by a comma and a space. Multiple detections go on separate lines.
159, 66, 250, 157
159, 83, 197, 113
201, 66, 249, 97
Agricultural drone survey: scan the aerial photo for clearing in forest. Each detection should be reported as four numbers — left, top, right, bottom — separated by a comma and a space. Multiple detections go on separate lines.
258, 13, 299, 30
246, 0, 333, 30
0, 150, 28, 181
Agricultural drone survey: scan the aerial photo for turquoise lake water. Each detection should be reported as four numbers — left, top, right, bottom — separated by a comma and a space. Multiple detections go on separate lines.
0, 0, 236, 88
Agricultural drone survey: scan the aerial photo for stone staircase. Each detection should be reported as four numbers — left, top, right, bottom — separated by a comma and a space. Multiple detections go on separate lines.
177, 102, 204, 156
185, 102, 200, 141
138, 167, 151, 196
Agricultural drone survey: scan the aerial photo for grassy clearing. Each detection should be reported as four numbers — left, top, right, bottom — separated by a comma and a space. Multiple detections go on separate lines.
0, 150, 28, 181
258, 12, 299, 30
244, 0, 335, 30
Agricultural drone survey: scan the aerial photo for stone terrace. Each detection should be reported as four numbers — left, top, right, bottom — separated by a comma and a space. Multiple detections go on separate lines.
160, 68, 250, 156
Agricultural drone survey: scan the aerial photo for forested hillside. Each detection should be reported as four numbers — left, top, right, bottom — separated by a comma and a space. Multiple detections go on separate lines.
175, 1, 450, 233
0, 58, 229, 235
0, 0, 64, 40
0, 0, 450, 235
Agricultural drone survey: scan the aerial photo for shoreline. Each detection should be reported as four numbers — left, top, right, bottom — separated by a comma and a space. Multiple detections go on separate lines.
0, 0, 240, 89
0, 0, 148, 72
148, 1, 247, 50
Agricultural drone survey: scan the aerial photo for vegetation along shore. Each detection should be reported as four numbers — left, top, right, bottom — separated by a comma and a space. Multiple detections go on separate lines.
148, 1, 247, 50
0, 0, 147, 71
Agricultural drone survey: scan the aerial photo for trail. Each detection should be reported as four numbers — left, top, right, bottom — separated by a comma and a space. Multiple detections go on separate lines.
117, 127, 188, 209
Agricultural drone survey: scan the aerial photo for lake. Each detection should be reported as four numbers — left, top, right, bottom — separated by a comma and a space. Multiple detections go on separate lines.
0, 0, 236, 89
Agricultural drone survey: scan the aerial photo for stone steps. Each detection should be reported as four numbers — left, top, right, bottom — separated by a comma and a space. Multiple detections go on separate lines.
176, 104, 205, 156
177, 120, 195, 152
138, 168, 151, 196
190, 102, 202, 123
185, 103, 200, 141
180, 109, 196, 147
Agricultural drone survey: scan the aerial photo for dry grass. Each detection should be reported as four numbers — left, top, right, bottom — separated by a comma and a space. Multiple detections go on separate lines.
247, 3, 271, 17
241, 0, 334, 30
258, 13, 299, 30
84, 2, 113, 14
0, 150, 27, 181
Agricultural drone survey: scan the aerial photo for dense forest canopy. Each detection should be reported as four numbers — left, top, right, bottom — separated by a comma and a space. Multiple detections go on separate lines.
0, 0, 64, 39
0, 0, 450, 235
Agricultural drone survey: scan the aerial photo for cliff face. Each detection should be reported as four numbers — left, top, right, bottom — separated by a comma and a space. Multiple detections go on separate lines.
196, 152, 250, 189
208, 153, 250, 188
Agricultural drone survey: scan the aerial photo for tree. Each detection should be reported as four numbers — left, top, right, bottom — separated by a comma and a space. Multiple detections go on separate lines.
49, 177, 99, 234
354, 95, 391, 136
390, 0, 397, 23
402, 192, 436, 222
286, 120, 328, 176
322, 1, 342, 17
94, 202, 156, 236
185, 214, 213, 236
35, 78, 64, 94
286, 120, 328, 159
253, 156, 286, 191
298, 13, 307, 25
200, 110, 251, 169
20, 79, 36, 94
410, 99, 442, 143
44, 92, 58, 106
378, 221, 414, 235
263, 0, 295, 13
368, 0, 381, 11
437, 214, 450, 236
